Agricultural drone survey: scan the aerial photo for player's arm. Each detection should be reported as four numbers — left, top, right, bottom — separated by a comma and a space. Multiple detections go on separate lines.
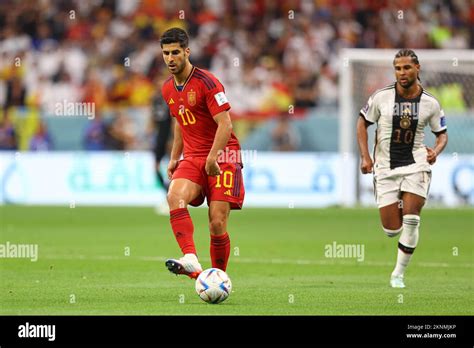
356, 116, 374, 174
427, 101, 448, 165
426, 131, 448, 165
167, 119, 183, 179
205, 111, 233, 176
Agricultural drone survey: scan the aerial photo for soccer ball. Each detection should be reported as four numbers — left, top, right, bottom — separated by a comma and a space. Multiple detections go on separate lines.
195, 268, 232, 304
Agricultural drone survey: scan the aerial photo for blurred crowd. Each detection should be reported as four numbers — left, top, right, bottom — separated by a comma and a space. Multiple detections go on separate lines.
0, 0, 473, 151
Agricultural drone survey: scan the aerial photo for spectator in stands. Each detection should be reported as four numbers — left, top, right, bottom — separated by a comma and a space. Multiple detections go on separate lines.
4, 74, 26, 109
294, 71, 318, 108
317, 61, 338, 106
271, 114, 300, 152
81, 68, 108, 111
29, 120, 53, 151
83, 113, 107, 151
0, 111, 18, 150
104, 112, 135, 150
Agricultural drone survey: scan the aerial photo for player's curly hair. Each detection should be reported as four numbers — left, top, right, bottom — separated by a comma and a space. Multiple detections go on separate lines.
393, 49, 421, 81
160, 27, 189, 48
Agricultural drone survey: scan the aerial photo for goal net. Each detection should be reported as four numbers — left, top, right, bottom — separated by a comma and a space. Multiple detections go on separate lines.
339, 49, 474, 205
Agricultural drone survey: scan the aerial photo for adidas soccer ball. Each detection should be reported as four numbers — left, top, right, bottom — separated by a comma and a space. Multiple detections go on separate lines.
195, 268, 232, 304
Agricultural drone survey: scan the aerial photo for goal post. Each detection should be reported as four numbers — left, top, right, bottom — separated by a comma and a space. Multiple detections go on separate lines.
339, 49, 474, 206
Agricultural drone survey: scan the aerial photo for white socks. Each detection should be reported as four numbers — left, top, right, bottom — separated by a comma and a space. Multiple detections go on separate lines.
391, 214, 420, 277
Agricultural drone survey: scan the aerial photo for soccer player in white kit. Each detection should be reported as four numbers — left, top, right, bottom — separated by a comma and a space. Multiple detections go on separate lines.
357, 49, 448, 288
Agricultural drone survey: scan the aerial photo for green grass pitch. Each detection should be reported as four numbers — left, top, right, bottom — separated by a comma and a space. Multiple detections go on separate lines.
0, 206, 472, 315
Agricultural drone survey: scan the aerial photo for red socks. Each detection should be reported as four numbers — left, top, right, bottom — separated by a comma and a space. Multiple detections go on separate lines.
170, 208, 230, 271
210, 232, 231, 271
170, 208, 196, 255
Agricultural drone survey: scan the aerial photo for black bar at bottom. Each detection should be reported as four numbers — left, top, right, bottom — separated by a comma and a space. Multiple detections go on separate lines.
0, 315, 472, 346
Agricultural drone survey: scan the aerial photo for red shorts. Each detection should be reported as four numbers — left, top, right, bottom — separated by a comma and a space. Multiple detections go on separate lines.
172, 157, 245, 210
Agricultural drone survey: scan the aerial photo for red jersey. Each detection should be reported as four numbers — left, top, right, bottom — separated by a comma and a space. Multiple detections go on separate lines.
161, 66, 241, 161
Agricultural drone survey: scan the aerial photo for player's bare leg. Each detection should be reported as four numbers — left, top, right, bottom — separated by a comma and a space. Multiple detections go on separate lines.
167, 178, 202, 210
379, 201, 403, 237
208, 201, 231, 271
390, 192, 425, 288
165, 178, 203, 279
401, 192, 425, 216
208, 201, 230, 235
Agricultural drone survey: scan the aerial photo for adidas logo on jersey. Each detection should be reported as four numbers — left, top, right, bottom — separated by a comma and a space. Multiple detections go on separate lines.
224, 190, 232, 196
168, 98, 175, 105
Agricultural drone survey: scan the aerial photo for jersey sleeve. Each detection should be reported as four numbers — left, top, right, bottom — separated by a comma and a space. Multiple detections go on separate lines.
359, 94, 380, 124
161, 82, 176, 118
205, 80, 231, 117
429, 100, 447, 134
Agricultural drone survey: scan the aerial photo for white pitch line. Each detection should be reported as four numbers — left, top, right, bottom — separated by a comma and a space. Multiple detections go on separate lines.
38, 254, 473, 269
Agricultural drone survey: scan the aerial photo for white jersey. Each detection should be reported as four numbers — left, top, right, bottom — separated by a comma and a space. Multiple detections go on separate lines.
360, 83, 447, 177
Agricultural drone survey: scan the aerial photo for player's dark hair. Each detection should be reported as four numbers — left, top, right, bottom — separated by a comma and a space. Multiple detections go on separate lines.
160, 27, 189, 48
393, 49, 421, 81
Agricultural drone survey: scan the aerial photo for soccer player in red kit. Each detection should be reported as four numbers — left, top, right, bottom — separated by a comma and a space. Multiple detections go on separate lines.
160, 28, 245, 279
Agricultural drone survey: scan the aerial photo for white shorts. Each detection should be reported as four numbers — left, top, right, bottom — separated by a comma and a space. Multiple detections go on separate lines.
374, 171, 431, 208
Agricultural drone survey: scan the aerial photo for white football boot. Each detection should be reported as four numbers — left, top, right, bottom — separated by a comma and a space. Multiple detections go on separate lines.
165, 253, 203, 279
390, 274, 406, 288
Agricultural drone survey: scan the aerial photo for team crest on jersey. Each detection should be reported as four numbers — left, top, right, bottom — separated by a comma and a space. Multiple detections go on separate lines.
400, 114, 411, 129
187, 91, 196, 106
400, 102, 412, 129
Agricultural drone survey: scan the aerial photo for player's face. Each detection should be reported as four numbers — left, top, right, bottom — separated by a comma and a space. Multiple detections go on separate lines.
394, 57, 419, 89
162, 43, 189, 75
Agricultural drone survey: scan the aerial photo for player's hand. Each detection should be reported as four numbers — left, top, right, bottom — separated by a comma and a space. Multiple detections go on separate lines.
360, 156, 373, 174
426, 147, 438, 165
205, 156, 221, 176
167, 159, 179, 180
